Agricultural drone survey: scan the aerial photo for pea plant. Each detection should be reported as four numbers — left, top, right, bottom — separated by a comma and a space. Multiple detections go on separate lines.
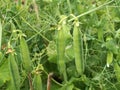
0, 0, 120, 90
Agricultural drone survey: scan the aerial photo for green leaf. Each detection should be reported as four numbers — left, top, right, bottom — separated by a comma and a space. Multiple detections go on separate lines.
105, 39, 118, 54
65, 44, 74, 60
47, 41, 57, 63
67, 65, 78, 77
0, 58, 10, 87
66, 84, 74, 90
47, 41, 74, 63
59, 83, 74, 90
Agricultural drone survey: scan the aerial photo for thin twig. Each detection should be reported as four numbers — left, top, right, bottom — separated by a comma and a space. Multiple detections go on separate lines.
33, 0, 40, 20
47, 72, 54, 90
43, 70, 63, 87
28, 73, 34, 90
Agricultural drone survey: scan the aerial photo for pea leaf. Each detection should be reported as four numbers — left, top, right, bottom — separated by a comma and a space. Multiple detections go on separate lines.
105, 39, 118, 54
47, 41, 74, 63
0, 59, 10, 87
47, 41, 57, 63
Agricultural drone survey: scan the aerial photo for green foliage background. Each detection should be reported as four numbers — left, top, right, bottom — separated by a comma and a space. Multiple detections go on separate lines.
1, 0, 120, 90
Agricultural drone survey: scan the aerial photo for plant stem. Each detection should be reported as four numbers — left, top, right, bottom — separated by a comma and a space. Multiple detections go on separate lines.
28, 73, 34, 90
68, 0, 114, 22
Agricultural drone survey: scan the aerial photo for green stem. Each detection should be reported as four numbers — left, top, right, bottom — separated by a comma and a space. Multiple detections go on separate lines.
21, 17, 50, 43
68, 0, 114, 22
43, 70, 64, 87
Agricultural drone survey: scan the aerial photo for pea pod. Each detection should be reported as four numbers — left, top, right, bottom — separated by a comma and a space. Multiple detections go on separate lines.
0, 20, 2, 51
73, 20, 84, 75
114, 62, 120, 81
0, 51, 3, 60
33, 74, 42, 90
106, 51, 113, 67
98, 29, 103, 41
8, 53, 20, 90
20, 37, 32, 73
57, 16, 67, 81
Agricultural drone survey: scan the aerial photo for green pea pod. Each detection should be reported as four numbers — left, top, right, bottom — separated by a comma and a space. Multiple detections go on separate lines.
114, 62, 120, 81
57, 20, 67, 81
0, 20, 2, 51
106, 51, 113, 67
0, 51, 3, 60
73, 20, 84, 75
33, 74, 42, 90
20, 37, 32, 73
8, 53, 20, 90
98, 29, 103, 41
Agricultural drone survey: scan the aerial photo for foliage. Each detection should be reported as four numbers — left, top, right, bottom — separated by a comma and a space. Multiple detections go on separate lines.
1, 0, 120, 90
